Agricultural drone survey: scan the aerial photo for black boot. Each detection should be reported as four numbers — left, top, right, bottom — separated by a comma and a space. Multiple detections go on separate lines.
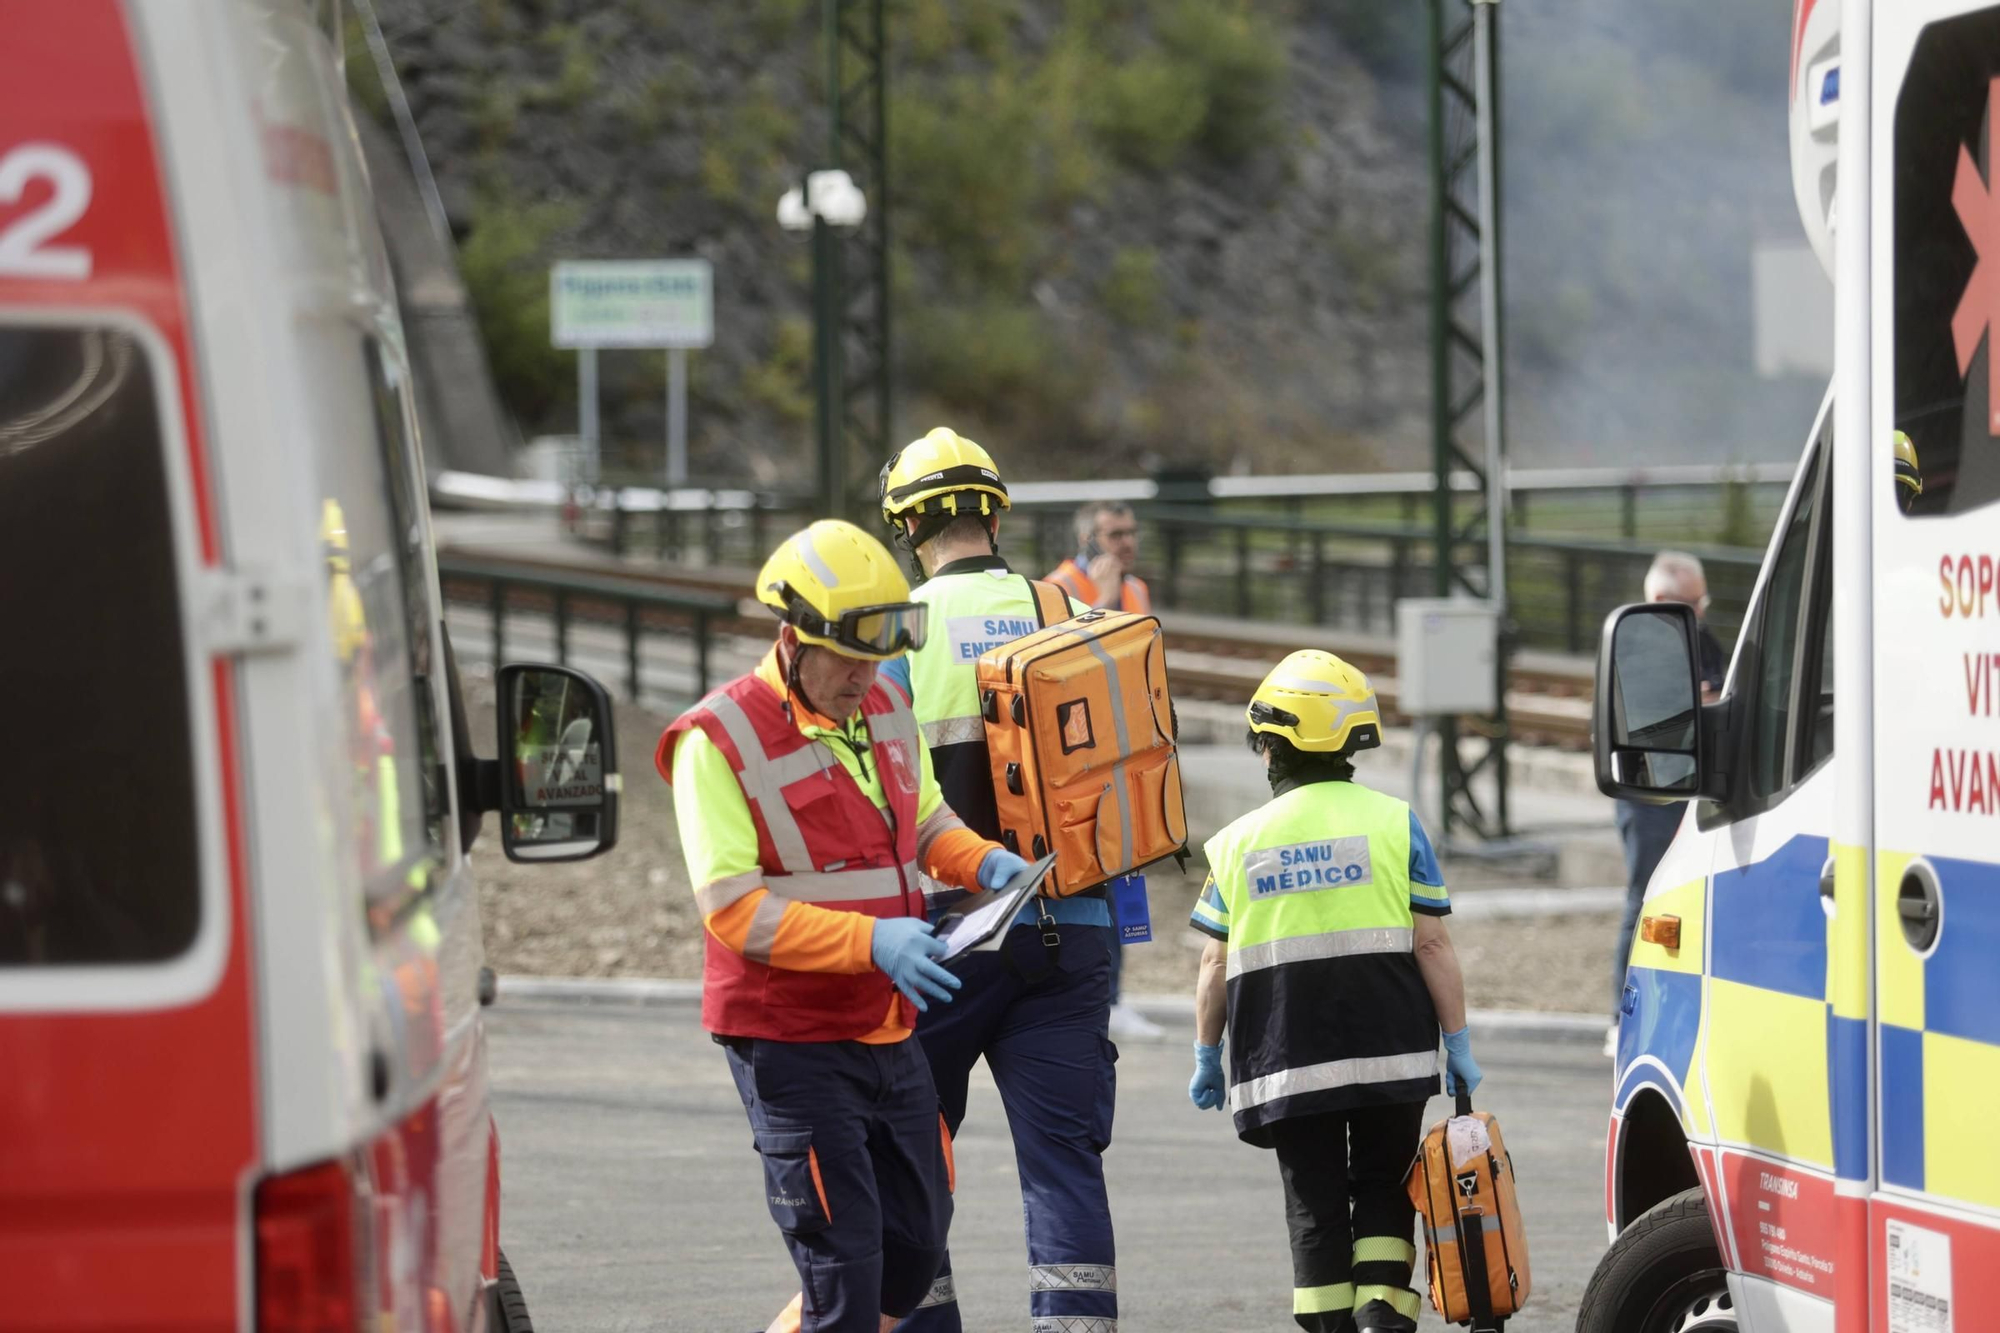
1351, 1298, 1417, 1333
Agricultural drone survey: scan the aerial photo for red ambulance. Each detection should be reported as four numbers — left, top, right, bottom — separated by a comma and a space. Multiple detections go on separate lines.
0, 4, 620, 1329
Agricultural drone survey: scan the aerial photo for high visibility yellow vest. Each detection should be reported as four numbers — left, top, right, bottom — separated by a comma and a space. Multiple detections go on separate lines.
1203, 778, 1439, 1144
907, 563, 1071, 838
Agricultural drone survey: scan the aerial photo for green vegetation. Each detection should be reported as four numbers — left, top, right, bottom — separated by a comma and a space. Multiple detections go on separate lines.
740, 317, 817, 425
526, 25, 598, 110
1102, 247, 1163, 328
700, 77, 798, 210
1093, 51, 1207, 173
457, 191, 578, 423
1153, 0, 1287, 163
1715, 475, 1761, 548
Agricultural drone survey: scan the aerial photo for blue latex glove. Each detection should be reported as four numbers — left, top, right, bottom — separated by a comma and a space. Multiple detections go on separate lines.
1189, 1042, 1226, 1111
1442, 1025, 1483, 1096
871, 918, 961, 1011
977, 848, 1031, 891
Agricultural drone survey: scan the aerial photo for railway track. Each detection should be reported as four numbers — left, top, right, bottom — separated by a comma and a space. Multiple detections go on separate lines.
438, 548, 1596, 751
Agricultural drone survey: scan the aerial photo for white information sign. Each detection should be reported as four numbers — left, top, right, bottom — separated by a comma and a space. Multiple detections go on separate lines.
1886, 1219, 1952, 1333
551, 259, 712, 349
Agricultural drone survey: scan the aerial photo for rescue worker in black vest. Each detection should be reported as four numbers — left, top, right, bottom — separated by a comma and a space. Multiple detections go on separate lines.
869, 427, 1123, 1333
1186, 650, 1480, 1333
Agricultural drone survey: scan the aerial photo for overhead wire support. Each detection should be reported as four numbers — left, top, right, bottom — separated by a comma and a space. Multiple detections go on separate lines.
817, 0, 892, 521
1427, 0, 1512, 843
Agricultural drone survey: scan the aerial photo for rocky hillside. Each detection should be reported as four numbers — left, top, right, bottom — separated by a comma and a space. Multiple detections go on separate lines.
363, 0, 1817, 484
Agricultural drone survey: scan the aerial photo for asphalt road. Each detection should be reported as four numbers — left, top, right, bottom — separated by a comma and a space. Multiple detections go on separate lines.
488, 999, 1608, 1332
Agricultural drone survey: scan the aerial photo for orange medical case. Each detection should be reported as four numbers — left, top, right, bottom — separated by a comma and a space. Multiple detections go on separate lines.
1407, 1091, 1531, 1330
975, 609, 1186, 897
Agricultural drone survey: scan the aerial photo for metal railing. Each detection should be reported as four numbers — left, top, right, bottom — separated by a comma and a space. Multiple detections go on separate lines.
1001, 505, 1765, 655
436, 554, 739, 700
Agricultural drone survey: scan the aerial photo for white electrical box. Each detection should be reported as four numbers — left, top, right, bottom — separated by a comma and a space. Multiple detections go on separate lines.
1395, 598, 1499, 716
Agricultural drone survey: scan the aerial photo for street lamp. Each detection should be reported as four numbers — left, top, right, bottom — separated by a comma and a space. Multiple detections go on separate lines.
778, 170, 868, 521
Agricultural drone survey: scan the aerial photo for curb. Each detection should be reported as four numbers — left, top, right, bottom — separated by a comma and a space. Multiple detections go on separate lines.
496, 975, 1604, 1041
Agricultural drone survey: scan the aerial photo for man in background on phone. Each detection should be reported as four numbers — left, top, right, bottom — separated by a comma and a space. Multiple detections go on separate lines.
1048, 501, 1161, 1040
1048, 500, 1151, 613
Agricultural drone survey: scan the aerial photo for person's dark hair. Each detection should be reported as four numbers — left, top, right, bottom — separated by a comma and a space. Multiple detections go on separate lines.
1246, 729, 1356, 791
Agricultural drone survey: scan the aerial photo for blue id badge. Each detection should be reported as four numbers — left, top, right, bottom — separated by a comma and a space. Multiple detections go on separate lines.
1111, 874, 1152, 944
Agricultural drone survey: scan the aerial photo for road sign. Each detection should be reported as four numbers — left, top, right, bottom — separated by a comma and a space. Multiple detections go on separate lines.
551, 259, 712, 349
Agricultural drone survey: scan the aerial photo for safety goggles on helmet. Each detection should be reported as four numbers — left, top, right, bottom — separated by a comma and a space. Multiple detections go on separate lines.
1246, 700, 1302, 730
772, 584, 929, 657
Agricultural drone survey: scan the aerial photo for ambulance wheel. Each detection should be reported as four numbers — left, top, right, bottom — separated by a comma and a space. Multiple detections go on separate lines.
491, 1249, 535, 1333
1576, 1187, 1735, 1333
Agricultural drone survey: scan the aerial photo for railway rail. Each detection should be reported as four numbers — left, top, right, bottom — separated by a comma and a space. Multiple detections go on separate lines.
437, 548, 1596, 751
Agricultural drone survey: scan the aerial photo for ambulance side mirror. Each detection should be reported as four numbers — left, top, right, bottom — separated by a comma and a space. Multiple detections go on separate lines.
1594, 603, 1707, 804
494, 663, 621, 863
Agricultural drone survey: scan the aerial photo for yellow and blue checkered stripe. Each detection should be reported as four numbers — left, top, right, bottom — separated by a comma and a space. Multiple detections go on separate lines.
1873, 850, 2000, 1205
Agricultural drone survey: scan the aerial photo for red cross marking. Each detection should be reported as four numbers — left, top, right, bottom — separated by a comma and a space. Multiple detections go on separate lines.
1952, 78, 2000, 434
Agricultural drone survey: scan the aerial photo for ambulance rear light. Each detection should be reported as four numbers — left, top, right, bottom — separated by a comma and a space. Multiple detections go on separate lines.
1640, 915, 1682, 950
254, 1158, 367, 1332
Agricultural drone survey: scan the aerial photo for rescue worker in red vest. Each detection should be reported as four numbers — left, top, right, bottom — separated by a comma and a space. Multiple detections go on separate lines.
658, 520, 1030, 1333
1186, 652, 1479, 1333
874, 429, 1122, 1333
1046, 500, 1150, 613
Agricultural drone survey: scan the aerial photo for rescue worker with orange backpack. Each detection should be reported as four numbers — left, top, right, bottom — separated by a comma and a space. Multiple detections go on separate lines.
658, 520, 1030, 1333
1187, 652, 1480, 1333
870, 429, 1125, 1333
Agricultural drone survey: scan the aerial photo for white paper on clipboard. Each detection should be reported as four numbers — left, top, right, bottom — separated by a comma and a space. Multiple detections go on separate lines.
935, 853, 1057, 960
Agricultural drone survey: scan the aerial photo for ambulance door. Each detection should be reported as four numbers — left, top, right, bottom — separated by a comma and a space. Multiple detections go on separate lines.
1694, 415, 1844, 1328
1870, 4, 2000, 1326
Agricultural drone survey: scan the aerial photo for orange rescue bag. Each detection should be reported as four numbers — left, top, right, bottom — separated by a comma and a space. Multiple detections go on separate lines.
975, 609, 1186, 897
1406, 1091, 1532, 1330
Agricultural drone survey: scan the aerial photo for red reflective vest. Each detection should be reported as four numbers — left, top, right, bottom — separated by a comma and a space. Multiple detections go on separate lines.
657, 673, 926, 1042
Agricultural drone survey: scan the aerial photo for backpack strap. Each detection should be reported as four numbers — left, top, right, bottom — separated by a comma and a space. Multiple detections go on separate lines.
1027, 577, 1071, 629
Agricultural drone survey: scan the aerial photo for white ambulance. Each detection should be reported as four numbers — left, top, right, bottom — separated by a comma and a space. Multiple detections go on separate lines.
0, 3, 620, 1329
1583, 1, 2000, 1329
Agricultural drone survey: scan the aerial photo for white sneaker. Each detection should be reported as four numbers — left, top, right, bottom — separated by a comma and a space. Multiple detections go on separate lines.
1603, 1024, 1619, 1058
1107, 1002, 1166, 1041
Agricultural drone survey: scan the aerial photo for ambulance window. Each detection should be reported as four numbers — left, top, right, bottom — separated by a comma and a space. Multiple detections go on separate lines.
1748, 449, 1824, 801
1891, 10, 2000, 519
313, 333, 439, 923
0, 326, 199, 966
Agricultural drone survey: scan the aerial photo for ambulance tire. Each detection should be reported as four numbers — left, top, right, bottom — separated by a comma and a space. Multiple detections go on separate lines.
1576, 1187, 1735, 1333
492, 1249, 536, 1333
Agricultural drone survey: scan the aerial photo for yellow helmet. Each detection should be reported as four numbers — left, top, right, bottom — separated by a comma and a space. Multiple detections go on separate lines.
879, 427, 1010, 549
1893, 429, 1923, 513
321, 498, 351, 575
755, 520, 929, 660
1246, 650, 1384, 754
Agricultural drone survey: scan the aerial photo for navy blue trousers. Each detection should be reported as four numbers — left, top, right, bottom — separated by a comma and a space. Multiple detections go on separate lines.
896, 923, 1119, 1331
726, 1036, 953, 1332
1611, 798, 1684, 1017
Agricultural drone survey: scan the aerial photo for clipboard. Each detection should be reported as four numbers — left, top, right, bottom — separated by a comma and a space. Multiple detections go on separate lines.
933, 853, 1058, 961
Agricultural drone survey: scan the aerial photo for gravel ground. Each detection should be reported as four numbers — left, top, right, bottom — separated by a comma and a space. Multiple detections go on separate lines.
474, 693, 1620, 1015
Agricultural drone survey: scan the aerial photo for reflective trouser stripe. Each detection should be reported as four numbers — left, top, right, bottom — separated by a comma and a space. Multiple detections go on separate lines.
921, 714, 985, 747
1293, 1282, 1354, 1315
1229, 1049, 1438, 1112
1029, 1319, 1115, 1332
915, 1275, 956, 1309
1355, 1285, 1421, 1319
1028, 1264, 1117, 1293
1352, 1236, 1417, 1266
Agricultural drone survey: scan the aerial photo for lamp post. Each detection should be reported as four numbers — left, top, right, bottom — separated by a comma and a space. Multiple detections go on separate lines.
778, 170, 868, 521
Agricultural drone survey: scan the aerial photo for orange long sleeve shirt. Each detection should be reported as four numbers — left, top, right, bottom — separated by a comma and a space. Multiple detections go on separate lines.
669, 649, 998, 1042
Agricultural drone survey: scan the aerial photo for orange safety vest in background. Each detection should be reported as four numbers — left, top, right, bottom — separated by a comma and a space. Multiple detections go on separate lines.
657, 675, 926, 1042
1047, 558, 1152, 613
